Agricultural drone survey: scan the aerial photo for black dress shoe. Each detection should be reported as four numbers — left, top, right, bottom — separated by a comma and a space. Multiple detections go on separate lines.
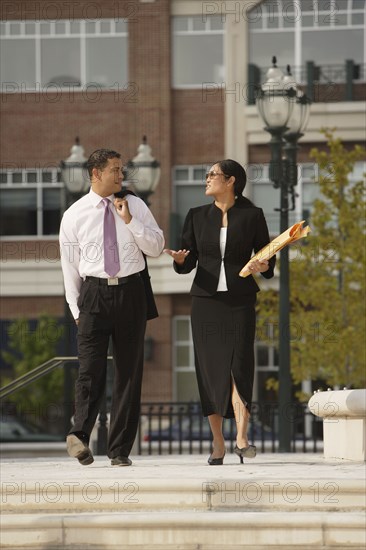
234, 444, 256, 464
207, 451, 225, 465
111, 456, 132, 466
66, 434, 94, 466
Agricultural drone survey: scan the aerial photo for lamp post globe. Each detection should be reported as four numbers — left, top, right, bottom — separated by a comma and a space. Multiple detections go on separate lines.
60, 137, 89, 208
126, 136, 161, 205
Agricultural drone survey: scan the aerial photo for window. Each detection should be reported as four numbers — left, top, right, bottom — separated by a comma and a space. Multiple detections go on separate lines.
172, 165, 212, 247
172, 16, 224, 87
0, 168, 63, 236
254, 323, 279, 403
0, 20, 128, 90
173, 316, 199, 401
248, 0, 365, 81
250, 163, 321, 235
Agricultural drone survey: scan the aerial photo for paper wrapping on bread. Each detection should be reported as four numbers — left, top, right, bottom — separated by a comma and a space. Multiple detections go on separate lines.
239, 220, 311, 278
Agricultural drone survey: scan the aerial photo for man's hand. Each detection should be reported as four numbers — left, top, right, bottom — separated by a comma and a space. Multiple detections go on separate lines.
114, 198, 132, 224
164, 248, 190, 265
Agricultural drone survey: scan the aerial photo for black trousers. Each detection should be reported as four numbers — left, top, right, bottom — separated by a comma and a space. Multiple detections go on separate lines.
69, 275, 147, 458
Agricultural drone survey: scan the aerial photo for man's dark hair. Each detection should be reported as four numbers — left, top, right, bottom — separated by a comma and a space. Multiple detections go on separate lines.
86, 149, 121, 177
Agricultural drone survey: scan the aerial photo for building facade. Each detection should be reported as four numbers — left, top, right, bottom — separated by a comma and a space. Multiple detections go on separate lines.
1, 0, 365, 405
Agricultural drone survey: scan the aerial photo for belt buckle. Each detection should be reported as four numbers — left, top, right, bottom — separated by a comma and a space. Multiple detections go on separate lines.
107, 277, 119, 286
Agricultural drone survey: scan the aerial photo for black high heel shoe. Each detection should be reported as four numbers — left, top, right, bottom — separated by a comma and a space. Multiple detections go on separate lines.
234, 444, 256, 464
208, 451, 226, 465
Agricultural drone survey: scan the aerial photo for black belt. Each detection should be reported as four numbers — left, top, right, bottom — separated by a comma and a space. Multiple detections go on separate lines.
85, 273, 141, 286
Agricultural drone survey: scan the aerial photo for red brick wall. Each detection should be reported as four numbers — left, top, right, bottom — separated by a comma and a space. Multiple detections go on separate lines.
172, 90, 225, 165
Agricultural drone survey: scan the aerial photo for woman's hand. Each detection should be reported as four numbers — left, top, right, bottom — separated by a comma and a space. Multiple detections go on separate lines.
164, 248, 190, 265
247, 259, 269, 274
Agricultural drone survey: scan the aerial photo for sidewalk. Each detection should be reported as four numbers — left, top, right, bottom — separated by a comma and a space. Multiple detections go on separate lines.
1, 453, 365, 549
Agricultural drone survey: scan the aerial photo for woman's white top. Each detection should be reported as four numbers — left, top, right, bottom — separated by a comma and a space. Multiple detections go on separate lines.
217, 227, 228, 292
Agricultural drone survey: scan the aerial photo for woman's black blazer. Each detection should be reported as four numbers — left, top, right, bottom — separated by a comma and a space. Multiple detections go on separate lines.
174, 200, 276, 298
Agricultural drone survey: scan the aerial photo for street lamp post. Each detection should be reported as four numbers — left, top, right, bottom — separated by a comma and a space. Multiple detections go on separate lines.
256, 58, 311, 452
125, 136, 161, 205
60, 138, 89, 438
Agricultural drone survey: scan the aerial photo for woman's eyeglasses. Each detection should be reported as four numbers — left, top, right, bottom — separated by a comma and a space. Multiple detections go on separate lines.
205, 171, 229, 180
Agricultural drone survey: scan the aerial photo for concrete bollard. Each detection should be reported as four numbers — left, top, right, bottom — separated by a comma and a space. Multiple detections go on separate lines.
308, 389, 366, 461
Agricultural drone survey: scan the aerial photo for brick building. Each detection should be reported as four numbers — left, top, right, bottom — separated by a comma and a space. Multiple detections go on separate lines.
1, 0, 365, 405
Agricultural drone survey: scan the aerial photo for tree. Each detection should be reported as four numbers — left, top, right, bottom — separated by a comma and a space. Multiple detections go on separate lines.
1, 314, 64, 428
258, 129, 365, 397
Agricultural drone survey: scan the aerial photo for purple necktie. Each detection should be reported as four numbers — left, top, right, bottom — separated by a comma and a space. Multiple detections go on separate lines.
102, 198, 120, 277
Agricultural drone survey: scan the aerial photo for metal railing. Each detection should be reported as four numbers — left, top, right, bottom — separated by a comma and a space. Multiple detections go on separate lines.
137, 401, 322, 455
1, 360, 323, 454
248, 61, 366, 104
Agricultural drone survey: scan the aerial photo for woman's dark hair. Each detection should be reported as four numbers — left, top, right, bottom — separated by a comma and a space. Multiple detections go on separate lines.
215, 159, 254, 205
87, 149, 121, 177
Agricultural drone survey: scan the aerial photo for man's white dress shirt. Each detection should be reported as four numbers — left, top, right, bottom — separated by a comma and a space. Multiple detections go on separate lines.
59, 188, 164, 319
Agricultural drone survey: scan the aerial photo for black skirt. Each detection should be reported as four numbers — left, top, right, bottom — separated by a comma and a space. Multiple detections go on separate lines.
191, 293, 256, 418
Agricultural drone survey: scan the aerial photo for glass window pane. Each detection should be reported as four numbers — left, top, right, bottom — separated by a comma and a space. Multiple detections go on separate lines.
302, 0, 315, 12
192, 16, 205, 31
43, 189, 62, 235
10, 23, 21, 35
0, 190, 37, 236
41, 38, 81, 86
176, 319, 190, 341
101, 21, 110, 33
55, 22, 65, 34
115, 20, 127, 33
257, 345, 269, 366
0, 39, 36, 87
302, 164, 317, 180
302, 14, 314, 27
70, 21, 80, 34
12, 173, 23, 183
0, 173, 8, 184
193, 168, 205, 181
27, 172, 37, 183
249, 18, 262, 29
335, 14, 347, 25
86, 22, 96, 33
267, 17, 279, 29
86, 36, 127, 87
173, 35, 224, 85
173, 17, 188, 32
176, 372, 199, 401
302, 29, 363, 64
210, 15, 224, 30
175, 168, 189, 181
176, 346, 190, 367
251, 182, 280, 234
42, 171, 54, 183
352, 13, 364, 24
25, 22, 35, 35
303, 182, 321, 205
249, 31, 295, 72
0, 22, 6, 36
353, 0, 365, 8
41, 22, 51, 34
175, 185, 211, 222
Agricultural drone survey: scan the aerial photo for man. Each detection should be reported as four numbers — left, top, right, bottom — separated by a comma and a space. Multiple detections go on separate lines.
59, 149, 164, 466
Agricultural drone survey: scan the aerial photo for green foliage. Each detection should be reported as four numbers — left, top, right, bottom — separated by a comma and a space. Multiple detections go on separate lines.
2, 314, 64, 425
262, 129, 365, 394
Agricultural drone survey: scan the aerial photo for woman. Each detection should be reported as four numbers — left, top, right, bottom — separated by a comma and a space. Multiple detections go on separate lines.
165, 159, 275, 465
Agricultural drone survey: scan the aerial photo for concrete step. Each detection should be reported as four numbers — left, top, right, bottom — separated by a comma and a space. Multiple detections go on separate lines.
1, 511, 365, 549
1, 454, 365, 549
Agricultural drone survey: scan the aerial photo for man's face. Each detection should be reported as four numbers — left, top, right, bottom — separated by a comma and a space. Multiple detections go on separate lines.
95, 157, 123, 195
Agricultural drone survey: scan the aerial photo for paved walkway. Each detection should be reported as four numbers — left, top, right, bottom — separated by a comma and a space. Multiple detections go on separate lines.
1, 452, 365, 480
